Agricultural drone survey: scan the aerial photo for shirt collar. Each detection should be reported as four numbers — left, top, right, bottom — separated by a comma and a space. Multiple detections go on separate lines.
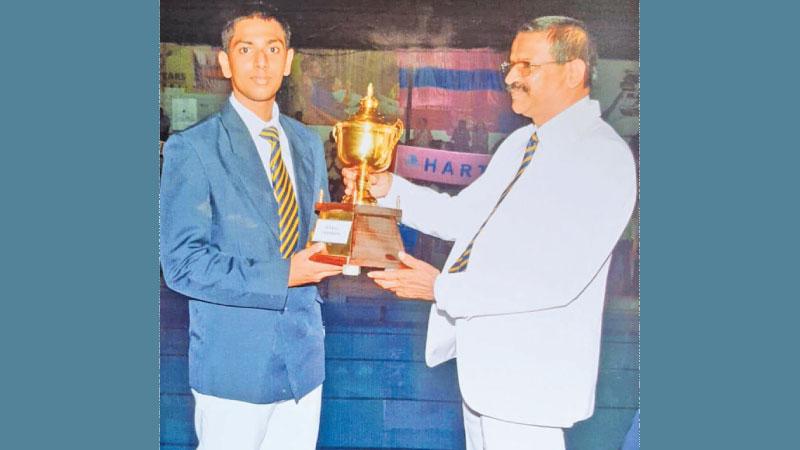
228, 95, 282, 137
536, 96, 599, 142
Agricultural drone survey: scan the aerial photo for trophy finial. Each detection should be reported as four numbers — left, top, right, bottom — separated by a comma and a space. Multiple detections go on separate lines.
356, 82, 380, 119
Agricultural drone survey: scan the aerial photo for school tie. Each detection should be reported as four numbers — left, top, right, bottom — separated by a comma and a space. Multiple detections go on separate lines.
448, 132, 539, 273
260, 126, 299, 259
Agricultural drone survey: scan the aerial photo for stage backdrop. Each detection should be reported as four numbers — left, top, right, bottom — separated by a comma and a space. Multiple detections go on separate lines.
160, 44, 638, 155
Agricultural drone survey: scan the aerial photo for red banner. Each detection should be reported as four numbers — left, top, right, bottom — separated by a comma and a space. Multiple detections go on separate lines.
394, 145, 492, 186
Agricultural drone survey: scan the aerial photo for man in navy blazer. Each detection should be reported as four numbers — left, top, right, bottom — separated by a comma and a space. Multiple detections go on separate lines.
159, 5, 342, 449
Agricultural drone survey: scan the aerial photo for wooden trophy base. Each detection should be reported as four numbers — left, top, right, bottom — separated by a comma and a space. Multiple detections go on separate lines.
309, 202, 404, 275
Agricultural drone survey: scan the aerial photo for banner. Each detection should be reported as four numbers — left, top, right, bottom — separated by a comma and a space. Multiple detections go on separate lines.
394, 145, 492, 186
396, 49, 524, 135
160, 44, 197, 90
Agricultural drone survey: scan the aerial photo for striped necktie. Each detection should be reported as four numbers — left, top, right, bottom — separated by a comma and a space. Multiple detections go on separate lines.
260, 126, 299, 259
448, 132, 539, 273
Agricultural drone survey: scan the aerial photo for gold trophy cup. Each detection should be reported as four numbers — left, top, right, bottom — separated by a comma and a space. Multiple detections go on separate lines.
309, 83, 405, 275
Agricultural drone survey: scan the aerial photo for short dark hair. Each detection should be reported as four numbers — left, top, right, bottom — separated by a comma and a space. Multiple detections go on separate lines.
517, 16, 597, 89
221, 2, 292, 53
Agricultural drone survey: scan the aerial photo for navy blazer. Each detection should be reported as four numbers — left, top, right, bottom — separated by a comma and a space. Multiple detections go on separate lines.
160, 101, 330, 403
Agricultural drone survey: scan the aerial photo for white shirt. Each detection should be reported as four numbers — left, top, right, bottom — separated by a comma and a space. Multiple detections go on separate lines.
229, 95, 298, 196
378, 96, 638, 427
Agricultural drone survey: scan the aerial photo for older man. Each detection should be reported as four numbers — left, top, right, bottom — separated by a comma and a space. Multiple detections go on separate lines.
347, 16, 637, 450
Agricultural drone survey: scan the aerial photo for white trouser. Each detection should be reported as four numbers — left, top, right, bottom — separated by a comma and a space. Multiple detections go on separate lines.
463, 403, 566, 450
191, 385, 322, 450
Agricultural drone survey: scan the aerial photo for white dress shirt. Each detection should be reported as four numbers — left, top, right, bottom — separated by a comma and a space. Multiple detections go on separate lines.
379, 96, 638, 427
229, 95, 298, 197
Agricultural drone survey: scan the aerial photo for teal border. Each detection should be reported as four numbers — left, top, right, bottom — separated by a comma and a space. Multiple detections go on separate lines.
4, 1, 160, 448
642, 1, 799, 449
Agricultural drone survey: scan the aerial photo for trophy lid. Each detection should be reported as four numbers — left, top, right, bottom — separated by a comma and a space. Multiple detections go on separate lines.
350, 83, 388, 124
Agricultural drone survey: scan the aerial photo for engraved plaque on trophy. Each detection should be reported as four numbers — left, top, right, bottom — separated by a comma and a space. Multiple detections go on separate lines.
309, 83, 405, 276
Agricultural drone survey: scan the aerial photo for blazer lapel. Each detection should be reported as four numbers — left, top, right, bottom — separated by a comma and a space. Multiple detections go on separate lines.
219, 102, 280, 241
281, 115, 317, 246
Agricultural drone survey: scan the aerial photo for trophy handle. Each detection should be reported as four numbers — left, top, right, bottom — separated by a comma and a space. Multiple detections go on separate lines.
391, 119, 404, 145
332, 122, 342, 144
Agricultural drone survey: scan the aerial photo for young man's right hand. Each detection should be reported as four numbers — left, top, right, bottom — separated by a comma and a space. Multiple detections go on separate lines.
288, 243, 342, 287
341, 168, 393, 199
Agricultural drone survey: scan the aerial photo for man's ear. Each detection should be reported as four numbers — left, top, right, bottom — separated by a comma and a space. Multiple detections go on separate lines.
283, 48, 295, 77
565, 59, 588, 88
218, 51, 232, 79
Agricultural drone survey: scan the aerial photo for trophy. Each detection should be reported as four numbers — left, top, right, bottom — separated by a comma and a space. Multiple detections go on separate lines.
309, 83, 405, 276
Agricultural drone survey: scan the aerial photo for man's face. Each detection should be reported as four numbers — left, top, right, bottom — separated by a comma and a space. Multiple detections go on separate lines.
218, 17, 294, 113
504, 31, 569, 122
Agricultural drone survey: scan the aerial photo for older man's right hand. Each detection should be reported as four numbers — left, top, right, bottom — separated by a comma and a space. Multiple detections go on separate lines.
341, 167, 393, 199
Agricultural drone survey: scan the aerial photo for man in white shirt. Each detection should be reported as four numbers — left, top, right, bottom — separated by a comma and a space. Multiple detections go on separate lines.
345, 16, 637, 450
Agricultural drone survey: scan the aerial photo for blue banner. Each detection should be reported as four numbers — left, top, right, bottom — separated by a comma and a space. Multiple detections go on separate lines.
399, 67, 506, 91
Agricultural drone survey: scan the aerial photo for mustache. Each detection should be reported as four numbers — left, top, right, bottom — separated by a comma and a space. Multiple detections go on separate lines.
505, 82, 529, 93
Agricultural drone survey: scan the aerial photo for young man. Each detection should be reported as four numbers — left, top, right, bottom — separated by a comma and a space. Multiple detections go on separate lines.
160, 5, 341, 449
347, 16, 637, 450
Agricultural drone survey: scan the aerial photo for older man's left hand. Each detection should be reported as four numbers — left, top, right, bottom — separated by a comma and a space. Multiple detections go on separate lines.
367, 251, 439, 301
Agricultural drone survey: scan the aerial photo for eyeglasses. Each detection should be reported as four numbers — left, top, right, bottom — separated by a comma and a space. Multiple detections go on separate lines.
499, 59, 572, 76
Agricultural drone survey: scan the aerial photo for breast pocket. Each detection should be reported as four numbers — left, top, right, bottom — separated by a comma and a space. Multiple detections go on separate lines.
214, 202, 278, 258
